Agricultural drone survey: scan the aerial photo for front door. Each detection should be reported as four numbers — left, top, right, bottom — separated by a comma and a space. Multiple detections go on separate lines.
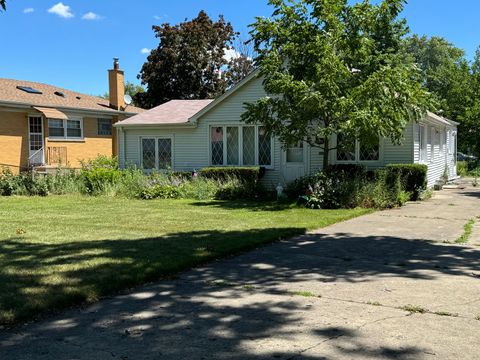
28, 116, 44, 165
282, 142, 307, 184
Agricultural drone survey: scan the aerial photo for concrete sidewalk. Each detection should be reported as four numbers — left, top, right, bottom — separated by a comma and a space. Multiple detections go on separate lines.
1, 180, 480, 360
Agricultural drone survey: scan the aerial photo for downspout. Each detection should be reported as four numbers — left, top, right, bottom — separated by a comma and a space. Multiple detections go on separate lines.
118, 126, 126, 169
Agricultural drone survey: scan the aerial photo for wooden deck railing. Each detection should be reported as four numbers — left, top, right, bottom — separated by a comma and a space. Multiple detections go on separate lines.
46, 147, 67, 166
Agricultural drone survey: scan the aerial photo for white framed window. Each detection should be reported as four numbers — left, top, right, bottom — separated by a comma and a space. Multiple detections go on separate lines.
210, 125, 273, 168
336, 134, 380, 163
141, 137, 172, 170
97, 118, 112, 136
419, 124, 427, 163
48, 117, 83, 140
286, 142, 304, 163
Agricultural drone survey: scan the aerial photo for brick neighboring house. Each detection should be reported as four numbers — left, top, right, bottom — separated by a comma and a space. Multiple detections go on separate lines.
0, 59, 143, 173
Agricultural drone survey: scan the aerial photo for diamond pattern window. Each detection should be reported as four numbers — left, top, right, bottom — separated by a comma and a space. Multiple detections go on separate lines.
158, 139, 172, 169
258, 127, 272, 166
142, 138, 156, 170
242, 127, 255, 165
226, 127, 239, 165
359, 138, 379, 161
211, 127, 224, 165
337, 134, 356, 161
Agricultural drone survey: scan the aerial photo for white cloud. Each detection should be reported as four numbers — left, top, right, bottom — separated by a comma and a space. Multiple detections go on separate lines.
153, 14, 168, 21
23, 8, 34, 14
82, 12, 102, 21
223, 48, 241, 62
48, 2, 74, 18
140, 48, 151, 55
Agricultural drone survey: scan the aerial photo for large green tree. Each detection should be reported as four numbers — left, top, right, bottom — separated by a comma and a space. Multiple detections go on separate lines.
402, 35, 472, 122
136, 11, 236, 109
241, 0, 432, 168
460, 47, 480, 156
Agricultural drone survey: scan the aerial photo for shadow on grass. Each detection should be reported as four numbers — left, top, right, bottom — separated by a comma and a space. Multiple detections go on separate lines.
1, 228, 480, 359
188, 199, 296, 211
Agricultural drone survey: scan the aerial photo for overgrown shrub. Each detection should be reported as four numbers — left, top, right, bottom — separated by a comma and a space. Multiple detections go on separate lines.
0, 168, 17, 196
291, 165, 415, 210
199, 167, 264, 183
80, 156, 122, 195
385, 164, 427, 201
138, 184, 181, 200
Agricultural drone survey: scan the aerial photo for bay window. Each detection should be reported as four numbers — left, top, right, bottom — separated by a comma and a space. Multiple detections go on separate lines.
336, 134, 379, 162
48, 117, 83, 140
210, 125, 272, 167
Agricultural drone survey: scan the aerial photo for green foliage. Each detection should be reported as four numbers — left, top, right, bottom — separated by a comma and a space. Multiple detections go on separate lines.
0, 0, 5, 11
136, 11, 236, 108
0, 168, 16, 196
199, 166, 264, 183
242, 0, 432, 168
457, 161, 468, 176
385, 164, 428, 200
290, 165, 416, 210
80, 156, 122, 195
139, 184, 181, 200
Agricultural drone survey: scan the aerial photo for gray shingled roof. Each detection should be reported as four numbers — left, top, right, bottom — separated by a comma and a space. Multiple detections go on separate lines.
0, 78, 144, 114
115, 100, 214, 126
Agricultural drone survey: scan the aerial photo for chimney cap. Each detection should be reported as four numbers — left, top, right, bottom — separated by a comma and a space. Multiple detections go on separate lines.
113, 57, 119, 70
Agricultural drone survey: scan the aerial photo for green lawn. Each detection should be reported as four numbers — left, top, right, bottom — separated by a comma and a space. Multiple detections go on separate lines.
0, 196, 370, 324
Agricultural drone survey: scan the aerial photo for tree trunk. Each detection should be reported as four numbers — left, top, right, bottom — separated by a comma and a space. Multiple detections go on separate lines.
322, 137, 329, 170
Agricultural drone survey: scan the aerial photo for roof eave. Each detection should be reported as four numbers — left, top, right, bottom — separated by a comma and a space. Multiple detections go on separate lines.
114, 122, 196, 129
0, 99, 141, 117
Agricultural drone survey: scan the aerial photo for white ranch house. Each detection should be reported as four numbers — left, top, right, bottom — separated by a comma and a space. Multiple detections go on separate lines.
115, 72, 458, 188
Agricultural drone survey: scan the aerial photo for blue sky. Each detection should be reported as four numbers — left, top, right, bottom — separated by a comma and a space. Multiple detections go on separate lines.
0, 0, 478, 96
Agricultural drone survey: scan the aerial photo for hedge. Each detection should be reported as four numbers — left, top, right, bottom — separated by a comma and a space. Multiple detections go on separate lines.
385, 164, 428, 201
199, 167, 265, 183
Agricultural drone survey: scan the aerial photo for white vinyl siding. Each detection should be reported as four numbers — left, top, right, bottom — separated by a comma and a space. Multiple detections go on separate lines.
413, 121, 457, 187
118, 72, 458, 189
121, 76, 283, 188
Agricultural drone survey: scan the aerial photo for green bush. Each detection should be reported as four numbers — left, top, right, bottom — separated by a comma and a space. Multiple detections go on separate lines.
385, 164, 427, 201
0, 168, 17, 196
138, 184, 181, 200
199, 167, 264, 183
457, 161, 468, 177
80, 156, 122, 195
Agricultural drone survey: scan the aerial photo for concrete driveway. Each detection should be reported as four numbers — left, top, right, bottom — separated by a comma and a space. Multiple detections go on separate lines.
2, 180, 480, 360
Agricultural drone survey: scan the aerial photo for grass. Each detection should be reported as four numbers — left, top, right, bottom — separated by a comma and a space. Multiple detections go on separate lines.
290, 291, 318, 298
366, 301, 382, 306
433, 311, 458, 317
399, 304, 428, 314
455, 218, 475, 244
0, 195, 370, 324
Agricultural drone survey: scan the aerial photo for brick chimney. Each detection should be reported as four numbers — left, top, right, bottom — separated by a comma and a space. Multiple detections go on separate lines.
108, 58, 125, 110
